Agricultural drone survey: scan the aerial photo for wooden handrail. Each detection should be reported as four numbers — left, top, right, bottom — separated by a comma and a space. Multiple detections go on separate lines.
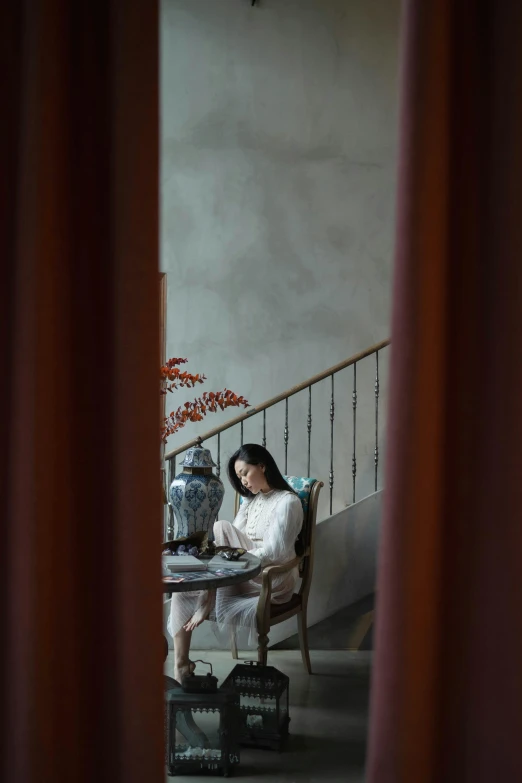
164, 338, 390, 461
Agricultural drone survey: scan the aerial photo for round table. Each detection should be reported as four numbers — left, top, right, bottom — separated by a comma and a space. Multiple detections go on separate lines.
162, 551, 262, 595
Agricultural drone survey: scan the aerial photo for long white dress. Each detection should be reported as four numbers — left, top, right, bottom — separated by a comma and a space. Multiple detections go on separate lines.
167, 489, 303, 644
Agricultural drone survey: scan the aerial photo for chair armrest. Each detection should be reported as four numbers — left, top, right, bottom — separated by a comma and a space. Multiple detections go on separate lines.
261, 557, 302, 590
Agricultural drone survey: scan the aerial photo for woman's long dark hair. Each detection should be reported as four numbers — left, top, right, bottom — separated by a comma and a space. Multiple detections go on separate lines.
227, 443, 297, 499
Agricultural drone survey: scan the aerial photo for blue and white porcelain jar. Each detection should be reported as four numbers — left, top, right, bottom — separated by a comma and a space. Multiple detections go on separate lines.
169, 444, 225, 541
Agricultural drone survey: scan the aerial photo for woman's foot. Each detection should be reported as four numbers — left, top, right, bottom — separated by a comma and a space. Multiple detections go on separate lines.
183, 594, 212, 632
174, 659, 196, 685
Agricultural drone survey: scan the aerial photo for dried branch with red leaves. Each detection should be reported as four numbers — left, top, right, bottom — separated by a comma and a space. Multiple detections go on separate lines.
160, 357, 249, 443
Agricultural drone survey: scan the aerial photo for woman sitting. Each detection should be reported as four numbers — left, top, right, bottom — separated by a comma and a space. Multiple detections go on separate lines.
168, 443, 303, 683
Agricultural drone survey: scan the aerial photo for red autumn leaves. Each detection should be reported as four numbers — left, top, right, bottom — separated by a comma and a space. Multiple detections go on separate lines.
161, 357, 249, 443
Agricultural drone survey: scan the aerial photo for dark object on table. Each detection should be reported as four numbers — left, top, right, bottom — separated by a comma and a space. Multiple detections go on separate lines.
197, 538, 216, 558
166, 683, 240, 776
162, 531, 206, 556
221, 661, 290, 751
216, 546, 246, 561
162, 532, 218, 559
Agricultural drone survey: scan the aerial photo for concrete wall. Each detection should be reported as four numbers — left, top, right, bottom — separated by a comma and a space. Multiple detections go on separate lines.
164, 490, 382, 650
160, 0, 399, 519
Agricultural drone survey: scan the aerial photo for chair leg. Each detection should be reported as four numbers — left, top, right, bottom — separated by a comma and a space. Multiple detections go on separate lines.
231, 628, 239, 660
257, 632, 269, 666
297, 607, 312, 674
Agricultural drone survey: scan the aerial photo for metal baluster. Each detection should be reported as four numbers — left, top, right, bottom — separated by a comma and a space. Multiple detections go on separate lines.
215, 434, 221, 520
284, 398, 289, 474
352, 363, 357, 504
375, 352, 380, 492
162, 467, 167, 542
329, 375, 334, 515
262, 409, 267, 448
168, 458, 174, 539
307, 385, 312, 477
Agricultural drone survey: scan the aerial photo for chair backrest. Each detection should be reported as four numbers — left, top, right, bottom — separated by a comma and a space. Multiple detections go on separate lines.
235, 476, 323, 592
284, 476, 315, 555
285, 477, 323, 593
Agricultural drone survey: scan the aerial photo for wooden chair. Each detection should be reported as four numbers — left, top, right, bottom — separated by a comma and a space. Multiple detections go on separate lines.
231, 477, 323, 673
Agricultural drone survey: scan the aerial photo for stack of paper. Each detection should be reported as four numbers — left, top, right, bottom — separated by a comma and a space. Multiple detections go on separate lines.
162, 555, 207, 572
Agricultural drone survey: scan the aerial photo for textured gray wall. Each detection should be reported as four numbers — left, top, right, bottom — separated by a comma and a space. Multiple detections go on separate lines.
161, 0, 399, 521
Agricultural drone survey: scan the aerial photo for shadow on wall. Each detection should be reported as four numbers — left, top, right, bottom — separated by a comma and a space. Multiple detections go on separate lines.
164, 490, 382, 651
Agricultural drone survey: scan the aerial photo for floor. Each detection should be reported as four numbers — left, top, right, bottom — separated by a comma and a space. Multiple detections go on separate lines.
164, 649, 372, 782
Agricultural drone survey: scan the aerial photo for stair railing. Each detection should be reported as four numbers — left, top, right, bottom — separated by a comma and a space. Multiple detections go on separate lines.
163, 339, 390, 540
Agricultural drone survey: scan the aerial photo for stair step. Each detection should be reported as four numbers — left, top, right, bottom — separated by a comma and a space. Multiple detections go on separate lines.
271, 594, 375, 651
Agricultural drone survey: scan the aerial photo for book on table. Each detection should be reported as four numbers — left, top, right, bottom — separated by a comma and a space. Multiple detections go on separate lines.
162, 555, 207, 572
206, 555, 249, 570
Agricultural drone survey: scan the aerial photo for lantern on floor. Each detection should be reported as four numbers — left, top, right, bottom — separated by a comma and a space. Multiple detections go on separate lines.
165, 662, 241, 777
221, 661, 290, 751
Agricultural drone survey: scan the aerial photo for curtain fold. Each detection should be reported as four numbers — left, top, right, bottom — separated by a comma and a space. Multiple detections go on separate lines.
0, 2, 162, 781
367, 2, 522, 781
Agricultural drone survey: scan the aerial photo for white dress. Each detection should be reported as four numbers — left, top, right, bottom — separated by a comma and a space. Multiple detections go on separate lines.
167, 489, 303, 644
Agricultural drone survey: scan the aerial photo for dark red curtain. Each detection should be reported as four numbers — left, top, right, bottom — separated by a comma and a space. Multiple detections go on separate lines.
0, 2, 163, 781
368, 2, 522, 781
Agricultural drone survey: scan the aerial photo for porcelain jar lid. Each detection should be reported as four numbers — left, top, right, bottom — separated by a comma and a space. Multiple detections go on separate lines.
180, 446, 216, 468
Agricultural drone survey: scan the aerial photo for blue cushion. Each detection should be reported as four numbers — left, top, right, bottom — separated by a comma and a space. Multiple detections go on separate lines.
284, 476, 315, 514
239, 476, 315, 515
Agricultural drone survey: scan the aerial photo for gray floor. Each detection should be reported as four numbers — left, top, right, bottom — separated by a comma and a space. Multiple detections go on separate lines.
164, 649, 372, 782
